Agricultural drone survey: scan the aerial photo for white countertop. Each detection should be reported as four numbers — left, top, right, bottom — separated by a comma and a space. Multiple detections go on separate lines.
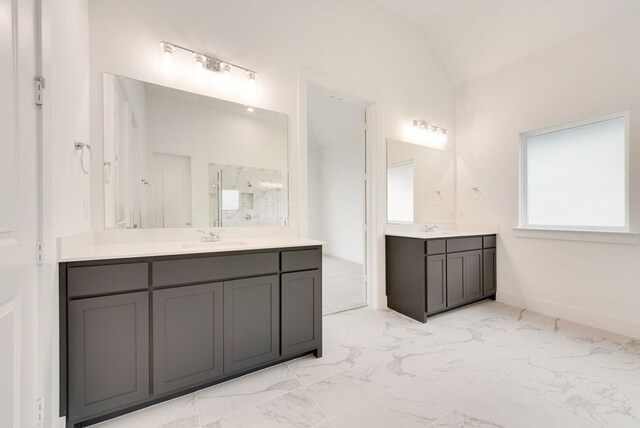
60, 236, 324, 263
384, 223, 498, 240
385, 230, 495, 239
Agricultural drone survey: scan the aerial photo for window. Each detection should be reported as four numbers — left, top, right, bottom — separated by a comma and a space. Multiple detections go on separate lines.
222, 190, 240, 211
387, 160, 414, 223
520, 112, 628, 232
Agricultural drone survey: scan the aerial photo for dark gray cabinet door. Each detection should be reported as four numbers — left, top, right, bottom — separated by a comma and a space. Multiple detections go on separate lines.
223, 275, 280, 373
463, 250, 483, 301
281, 270, 322, 357
446, 250, 483, 308
153, 282, 224, 395
68, 292, 149, 420
483, 248, 496, 296
446, 253, 466, 307
426, 254, 447, 314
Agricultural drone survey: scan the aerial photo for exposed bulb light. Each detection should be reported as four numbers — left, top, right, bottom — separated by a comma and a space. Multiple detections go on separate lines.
245, 71, 257, 97
193, 53, 207, 80
217, 62, 230, 77
159, 42, 175, 73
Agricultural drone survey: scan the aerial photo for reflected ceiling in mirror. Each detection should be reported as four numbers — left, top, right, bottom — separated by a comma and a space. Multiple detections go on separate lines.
387, 139, 454, 225
102, 73, 288, 229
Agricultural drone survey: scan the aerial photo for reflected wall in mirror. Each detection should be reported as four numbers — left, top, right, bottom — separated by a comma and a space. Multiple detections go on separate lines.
386, 139, 454, 224
102, 73, 288, 229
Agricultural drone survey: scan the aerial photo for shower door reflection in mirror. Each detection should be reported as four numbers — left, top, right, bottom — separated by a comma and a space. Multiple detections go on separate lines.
102, 73, 288, 229
209, 164, 285, 227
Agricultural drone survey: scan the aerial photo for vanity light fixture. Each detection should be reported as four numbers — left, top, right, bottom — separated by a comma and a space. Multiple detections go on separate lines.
159, 41, 258, 89
413, 120, 447, 143
246, 106, 254, 112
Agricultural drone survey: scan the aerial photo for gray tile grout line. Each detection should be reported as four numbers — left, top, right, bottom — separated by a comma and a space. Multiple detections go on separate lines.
426, 318, 610, 428
194, 392, 203, 428
426, 316, 585, 427
194, 364, 307, 426
311, 303, 520, 424
529, 334, 632, 428
287, 363, 334, 427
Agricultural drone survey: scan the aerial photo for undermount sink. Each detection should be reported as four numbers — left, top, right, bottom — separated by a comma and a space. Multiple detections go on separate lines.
182, 240, 247, 249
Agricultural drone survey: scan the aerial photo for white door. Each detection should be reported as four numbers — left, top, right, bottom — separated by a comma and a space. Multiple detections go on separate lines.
152, 153, 192, 227
0, 0, 40, 426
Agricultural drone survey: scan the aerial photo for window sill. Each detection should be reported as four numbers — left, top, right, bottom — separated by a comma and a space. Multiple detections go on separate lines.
512, 227, 640, 245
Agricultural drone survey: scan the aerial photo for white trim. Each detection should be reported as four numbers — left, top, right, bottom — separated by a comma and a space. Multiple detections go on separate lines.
512, 227, 640, 244
298, 69, 383, 310
519, 110, 630, 233
497, 290, 640, 339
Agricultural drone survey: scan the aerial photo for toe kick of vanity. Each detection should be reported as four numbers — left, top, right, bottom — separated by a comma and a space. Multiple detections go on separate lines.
385, 234, 496, 323
59, 245, 322, 427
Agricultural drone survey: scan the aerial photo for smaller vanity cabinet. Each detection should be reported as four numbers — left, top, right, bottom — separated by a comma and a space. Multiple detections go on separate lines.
386, 234, 496, 323
60, 246, 322, 428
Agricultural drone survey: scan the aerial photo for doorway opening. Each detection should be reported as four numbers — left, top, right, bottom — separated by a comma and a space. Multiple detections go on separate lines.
152, 152, 192, 228
307, 87, 368, 315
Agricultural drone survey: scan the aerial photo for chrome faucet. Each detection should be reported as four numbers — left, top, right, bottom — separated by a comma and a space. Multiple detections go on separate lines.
197, 229, 225, 242
424, 224, 439, 233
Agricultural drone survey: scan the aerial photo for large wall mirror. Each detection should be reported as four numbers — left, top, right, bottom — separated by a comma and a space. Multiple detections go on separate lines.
386, 139, 454, 224
102, 73, 288, 229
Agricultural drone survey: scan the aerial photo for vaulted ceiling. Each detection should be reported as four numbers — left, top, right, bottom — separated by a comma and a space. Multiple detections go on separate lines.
373, 0, 640, 85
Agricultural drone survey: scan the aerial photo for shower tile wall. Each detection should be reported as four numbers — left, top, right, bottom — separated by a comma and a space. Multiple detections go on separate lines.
209, 164, 286, 227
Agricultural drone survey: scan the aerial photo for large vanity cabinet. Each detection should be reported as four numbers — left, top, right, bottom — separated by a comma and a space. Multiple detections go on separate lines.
59, 246, 322, 427
386, 234, 496, 322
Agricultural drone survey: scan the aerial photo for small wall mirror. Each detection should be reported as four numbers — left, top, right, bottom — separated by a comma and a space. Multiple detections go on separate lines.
386, 139, 454, 224
102, 73, 288, 229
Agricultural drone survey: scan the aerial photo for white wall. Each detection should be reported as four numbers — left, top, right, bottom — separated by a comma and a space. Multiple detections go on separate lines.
308, 91, 365, 263
456, 13, 640, 337
41, 0, 91, 426
88, 0, 457, 232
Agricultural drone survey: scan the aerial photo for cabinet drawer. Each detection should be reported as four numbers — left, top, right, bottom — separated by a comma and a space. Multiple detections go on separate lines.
67, 263, 148, 298
281, 248, 321, 272
483, 235, 496, 248
446, 237, 482, 253
152, 252, 279, 287
425, 239, 446, 255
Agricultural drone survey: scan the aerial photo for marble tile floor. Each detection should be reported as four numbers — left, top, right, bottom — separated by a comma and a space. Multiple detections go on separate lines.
93, 300, 640, 428
322, 255, 366, 315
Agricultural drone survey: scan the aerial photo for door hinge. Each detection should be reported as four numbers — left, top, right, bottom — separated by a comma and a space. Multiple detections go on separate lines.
36, 398, 44, 424
36, 240, 43, 264
363, 173, 367, 182
35, 76, 45, 105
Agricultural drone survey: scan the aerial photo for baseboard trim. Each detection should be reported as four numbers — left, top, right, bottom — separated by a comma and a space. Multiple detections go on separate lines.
322, 249, 363, 265
497, 290, 640, 339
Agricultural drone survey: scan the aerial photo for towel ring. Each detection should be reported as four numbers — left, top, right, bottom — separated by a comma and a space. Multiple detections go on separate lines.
468, 187, 484, 203
75, 141, 92, 174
